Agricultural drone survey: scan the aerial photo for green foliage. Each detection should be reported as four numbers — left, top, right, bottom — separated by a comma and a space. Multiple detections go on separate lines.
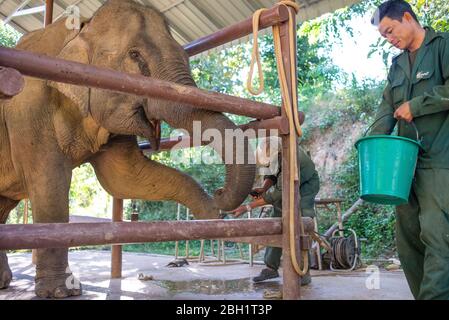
259, 32, 340, 109
301, 77, 384, 138
70, 164, 97, 208
190, 45, 250, 96
190, 27, 339, 110
6, 200, 32, 224
355, 0, 449, 65
69, 164, 111, 216
0, 22, 21, 47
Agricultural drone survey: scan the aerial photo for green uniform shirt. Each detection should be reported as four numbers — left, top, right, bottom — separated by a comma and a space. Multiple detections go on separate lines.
262, 147, 320, 217
370, 27, 449, 169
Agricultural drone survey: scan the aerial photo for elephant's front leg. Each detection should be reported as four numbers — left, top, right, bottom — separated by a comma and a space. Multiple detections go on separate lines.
90, 136, 220, 219
0, 197, 19, 289
25, 162, 82, 298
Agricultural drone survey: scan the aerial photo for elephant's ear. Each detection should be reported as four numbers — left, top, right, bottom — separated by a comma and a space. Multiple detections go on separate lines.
48, 35, 91, 117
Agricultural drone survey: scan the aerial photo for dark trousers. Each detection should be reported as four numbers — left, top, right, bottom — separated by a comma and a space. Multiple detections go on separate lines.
396, 169, 449, 300
264, 207, 314, 271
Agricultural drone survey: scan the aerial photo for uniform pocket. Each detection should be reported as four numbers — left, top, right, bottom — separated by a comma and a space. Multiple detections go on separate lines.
391, 74, 406, 105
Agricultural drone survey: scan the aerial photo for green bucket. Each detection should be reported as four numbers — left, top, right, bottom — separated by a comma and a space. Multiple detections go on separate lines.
355, 120, 421, 205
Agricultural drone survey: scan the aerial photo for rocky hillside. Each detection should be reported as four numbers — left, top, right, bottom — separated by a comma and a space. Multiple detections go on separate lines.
303, 121, 365, 198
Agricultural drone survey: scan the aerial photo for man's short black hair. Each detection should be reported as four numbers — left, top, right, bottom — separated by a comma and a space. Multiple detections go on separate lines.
371, 0, 419, 26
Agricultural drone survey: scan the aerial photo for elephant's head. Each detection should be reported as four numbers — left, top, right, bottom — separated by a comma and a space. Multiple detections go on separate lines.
50, 0, 256, 217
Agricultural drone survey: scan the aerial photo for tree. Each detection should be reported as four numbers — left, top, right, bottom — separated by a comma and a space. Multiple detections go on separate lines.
0, 22, 21, 47
346, 0, 449, 65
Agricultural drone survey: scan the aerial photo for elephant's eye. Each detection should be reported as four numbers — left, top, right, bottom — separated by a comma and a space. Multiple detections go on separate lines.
129, 50, 141, 59
128, 49, 151, 77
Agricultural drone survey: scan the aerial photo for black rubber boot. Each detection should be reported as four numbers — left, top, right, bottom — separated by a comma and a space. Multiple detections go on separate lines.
253, 268, 279, 283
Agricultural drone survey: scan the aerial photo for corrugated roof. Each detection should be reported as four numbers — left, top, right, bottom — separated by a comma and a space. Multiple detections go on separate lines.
1, 0, 360, 54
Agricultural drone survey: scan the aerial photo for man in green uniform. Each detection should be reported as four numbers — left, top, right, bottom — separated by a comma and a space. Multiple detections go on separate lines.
369, 0, 449, 299
230, 137, 320, 285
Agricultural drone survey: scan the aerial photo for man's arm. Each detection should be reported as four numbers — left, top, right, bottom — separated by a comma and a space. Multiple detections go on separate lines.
409, 38, 449, 118
254, 177, 275, 194
228, 198, 267, 218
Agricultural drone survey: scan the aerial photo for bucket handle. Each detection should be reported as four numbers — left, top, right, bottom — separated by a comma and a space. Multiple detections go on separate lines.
363, 113, 420, 143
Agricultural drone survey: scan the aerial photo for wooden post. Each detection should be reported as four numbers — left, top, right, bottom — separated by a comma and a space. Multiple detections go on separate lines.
199, 240, 205, 262
313, 218, 322, 270
248, 211, 253, 267
279, 0, 301, 300
111, 198, 123, 279
44, 0, 54, 27
185, 208, 189, 259
24, 200, 37, 265
23, 199, 28, 225
174, 204, 181, 259
221, 240, 226, 264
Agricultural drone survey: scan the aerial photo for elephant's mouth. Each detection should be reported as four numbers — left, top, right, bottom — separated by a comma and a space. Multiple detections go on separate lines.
133, 101, 161, 150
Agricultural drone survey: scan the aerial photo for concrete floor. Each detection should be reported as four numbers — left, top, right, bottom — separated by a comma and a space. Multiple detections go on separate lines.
0, 250, 413, 300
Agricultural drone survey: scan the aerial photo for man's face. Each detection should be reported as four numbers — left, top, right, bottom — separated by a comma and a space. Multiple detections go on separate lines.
378, 15, 415, 50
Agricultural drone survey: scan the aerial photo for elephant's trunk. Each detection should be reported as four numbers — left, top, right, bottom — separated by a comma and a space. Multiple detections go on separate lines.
168, 108, 256, 211
149, 67, 256, 212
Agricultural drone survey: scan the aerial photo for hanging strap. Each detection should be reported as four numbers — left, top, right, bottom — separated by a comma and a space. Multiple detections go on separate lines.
247, 0, 308, 276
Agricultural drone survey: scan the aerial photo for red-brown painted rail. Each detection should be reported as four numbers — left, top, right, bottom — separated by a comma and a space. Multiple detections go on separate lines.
0, 219, 283, 250
184, 5, 289, 56
0, 46, 280, 120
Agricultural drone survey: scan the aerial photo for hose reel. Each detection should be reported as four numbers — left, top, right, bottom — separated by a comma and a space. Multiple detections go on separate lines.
329, 228, 361, 271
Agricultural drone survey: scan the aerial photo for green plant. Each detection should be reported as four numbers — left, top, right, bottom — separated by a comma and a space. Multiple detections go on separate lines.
0, 22, 21, 48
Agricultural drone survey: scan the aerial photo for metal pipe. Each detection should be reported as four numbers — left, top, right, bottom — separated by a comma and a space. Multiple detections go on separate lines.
44, 0, 54, 27
0, 219, 282, 250
184, 5, 289, 57
0, 46, 280, 120
224, 217, 314, 248
238, 116, 291, 135
0, 67, 24, 99
324, 199, 365, 239
111, 198, 123, 279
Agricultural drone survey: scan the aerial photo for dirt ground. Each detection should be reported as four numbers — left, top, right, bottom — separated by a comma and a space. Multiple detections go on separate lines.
0, 250, 413, 300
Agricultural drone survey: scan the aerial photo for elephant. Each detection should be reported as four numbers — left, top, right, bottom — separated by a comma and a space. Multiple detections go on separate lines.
0, 0, 255, 298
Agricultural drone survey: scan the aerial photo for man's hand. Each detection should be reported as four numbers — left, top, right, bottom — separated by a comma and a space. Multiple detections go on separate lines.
228, 205, 249, 218
250, 188, 265, 199
394, 102, 414, 122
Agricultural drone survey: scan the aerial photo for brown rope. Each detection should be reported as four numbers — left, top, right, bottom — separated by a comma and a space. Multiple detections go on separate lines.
247, 0, 308, 276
